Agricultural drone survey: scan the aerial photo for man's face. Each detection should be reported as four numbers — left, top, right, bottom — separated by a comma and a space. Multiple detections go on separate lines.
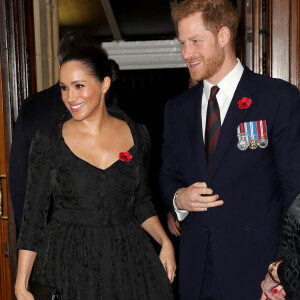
178, 12, 225, 83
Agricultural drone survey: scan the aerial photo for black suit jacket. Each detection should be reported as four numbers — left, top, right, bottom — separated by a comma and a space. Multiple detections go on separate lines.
159, 66, 300, 299
9, 83, 67, 234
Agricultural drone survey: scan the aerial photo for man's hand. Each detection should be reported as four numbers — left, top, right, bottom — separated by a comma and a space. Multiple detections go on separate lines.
176, 182, 223, 211
167, 211, 181, 237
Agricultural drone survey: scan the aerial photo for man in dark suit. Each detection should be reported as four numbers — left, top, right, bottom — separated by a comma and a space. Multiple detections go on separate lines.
9, 32, 99, 235
159, 0, 300, 299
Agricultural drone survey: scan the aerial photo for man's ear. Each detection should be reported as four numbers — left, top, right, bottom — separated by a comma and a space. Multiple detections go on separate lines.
218, 26, 231, 48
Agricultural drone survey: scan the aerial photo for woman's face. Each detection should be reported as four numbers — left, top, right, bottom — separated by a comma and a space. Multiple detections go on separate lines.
59, 61, 109, 121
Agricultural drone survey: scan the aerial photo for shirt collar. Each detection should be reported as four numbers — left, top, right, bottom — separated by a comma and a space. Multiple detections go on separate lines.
203, 59, 244, 100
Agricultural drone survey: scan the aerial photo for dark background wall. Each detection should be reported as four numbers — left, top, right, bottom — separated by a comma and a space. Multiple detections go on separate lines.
116, 67, 190, 216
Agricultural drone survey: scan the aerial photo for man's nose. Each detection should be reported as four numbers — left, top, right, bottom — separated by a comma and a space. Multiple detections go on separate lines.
181, 44, 193, 60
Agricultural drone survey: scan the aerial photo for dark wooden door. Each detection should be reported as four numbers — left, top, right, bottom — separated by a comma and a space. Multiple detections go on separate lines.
0, 1, 35, 299
0, 63, 12, 300
242, 0, 300, 88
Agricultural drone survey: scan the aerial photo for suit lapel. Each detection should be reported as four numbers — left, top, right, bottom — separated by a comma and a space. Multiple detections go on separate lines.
184, 82, 210, 180
209, 67, 258, 180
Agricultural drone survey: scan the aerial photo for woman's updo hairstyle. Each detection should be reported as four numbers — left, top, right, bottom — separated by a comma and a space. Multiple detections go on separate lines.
61, 46, 119, 102
61, 46, 113, 82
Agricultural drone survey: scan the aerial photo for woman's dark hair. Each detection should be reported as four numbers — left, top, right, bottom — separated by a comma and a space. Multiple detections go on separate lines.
61, 46, 112, 82
57, 32, 97, 65
61, 46, 119, 102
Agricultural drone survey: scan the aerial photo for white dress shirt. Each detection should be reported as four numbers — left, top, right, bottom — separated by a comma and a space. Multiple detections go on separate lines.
174, 59, 244, 221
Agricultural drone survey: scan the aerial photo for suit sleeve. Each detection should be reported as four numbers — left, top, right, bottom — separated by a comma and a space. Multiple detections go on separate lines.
9, 102, 32, 235
134, 124, 157, 224
272, 84, 300, 206
159, 101, 187, 213
17, 131, 52, 252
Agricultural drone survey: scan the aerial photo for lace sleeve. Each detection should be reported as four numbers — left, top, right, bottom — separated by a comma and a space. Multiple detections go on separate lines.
277, 195, 300, 299
17, 130, 52, 252
277, 256, 300, 299
133, 124, 157, 224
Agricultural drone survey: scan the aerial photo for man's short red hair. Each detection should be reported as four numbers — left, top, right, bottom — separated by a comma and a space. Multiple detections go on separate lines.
172, 0, 239, 47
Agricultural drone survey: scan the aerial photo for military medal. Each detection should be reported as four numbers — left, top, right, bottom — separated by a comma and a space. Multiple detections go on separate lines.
257, 120, 268, 148
248, 121, 258, 150
237, 123, 249, 151
259, 138, 268, 148
238, 137, 248, 151
237, 120, 268, 151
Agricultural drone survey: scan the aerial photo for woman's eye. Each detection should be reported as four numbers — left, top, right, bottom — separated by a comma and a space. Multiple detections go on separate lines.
60, 85, 68, 91
75, 84, 84, 89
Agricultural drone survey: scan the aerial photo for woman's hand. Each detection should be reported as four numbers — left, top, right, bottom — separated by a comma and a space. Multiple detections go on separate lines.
260, 273, 286, 300
141, 216, 177, 282
159, 240, 176, 283
15, 287, 34, 300
167, 211, 181, 237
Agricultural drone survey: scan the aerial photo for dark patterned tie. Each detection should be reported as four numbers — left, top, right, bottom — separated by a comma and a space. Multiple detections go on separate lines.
205, 86, 221, 172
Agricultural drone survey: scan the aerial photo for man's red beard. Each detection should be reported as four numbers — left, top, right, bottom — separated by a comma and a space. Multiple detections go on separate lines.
187, 44, 225, 82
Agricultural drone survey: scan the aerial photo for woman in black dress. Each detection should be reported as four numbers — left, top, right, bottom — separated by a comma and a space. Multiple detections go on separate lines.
15, 46, 175, 300
260, 193, 300, 300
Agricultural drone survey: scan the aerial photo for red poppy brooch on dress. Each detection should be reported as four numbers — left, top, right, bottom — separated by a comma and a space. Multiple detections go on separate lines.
119, 151, 132, 162
237, 97, 252, 109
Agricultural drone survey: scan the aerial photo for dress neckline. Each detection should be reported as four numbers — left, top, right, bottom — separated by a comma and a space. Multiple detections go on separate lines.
58, 109, 137, 172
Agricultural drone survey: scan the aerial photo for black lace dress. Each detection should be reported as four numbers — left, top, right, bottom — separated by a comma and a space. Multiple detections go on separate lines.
277, 193, 300, 300
17, 110, 173, 300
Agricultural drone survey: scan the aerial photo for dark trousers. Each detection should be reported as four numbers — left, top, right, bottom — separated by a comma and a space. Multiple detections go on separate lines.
199, 229, 223, 300
180, 228, 223, 300
180, 228, 224, 300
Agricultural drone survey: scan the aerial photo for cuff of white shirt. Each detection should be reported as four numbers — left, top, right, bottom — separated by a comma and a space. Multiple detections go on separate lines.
173, 191, 189, 221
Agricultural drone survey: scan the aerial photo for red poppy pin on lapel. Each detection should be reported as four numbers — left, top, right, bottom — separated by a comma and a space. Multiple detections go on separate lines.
237, 97, 252, 109
119, 151, 132, 162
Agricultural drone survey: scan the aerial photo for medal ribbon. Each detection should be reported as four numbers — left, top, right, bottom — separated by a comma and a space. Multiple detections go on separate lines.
237, 123, 246, 144
262, 120, 268, 140
247, 121, 257, 141
244, 122, 249, 142
256, 121, 262, 140
237, 123, 245, 135
240, 122, 245, 134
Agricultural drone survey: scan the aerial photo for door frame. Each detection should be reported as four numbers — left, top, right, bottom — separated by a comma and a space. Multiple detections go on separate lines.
0, 66, 13, 300
0, 1, 35, 299
243, 0, 300, 88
